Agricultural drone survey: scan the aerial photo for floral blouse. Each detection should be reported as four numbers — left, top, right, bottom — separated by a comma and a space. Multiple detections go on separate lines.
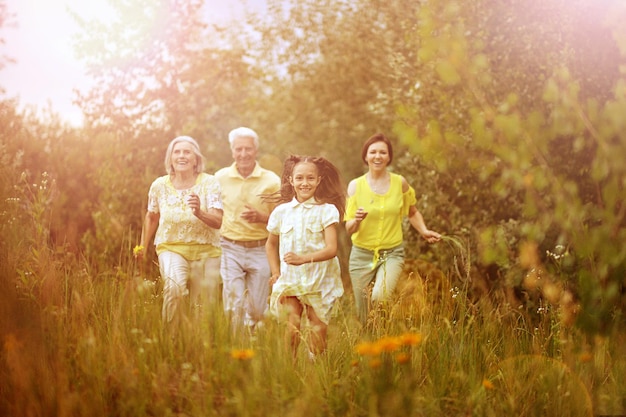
147, 173, 222, 253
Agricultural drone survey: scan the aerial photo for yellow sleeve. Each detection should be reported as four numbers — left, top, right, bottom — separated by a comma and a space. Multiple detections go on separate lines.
345, 194, 357, 221
402, 185, 417, 216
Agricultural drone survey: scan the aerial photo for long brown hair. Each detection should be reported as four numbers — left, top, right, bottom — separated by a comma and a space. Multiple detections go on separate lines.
264, 155, 346, 221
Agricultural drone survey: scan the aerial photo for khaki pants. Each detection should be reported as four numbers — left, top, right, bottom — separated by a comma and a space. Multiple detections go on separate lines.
349, 245, 405, 323
158, 251, 221, 323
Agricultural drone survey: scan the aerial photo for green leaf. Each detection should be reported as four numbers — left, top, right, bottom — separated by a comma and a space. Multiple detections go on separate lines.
435, 60, 461, 86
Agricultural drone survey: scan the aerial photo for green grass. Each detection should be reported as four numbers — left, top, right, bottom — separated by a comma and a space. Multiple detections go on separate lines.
2, 246, 625, 417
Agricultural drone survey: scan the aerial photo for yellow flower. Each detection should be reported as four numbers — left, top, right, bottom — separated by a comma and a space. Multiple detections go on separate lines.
133, 245, 145, 256
230, 349, 255, 360
399, 332, 423, 347
376, 336, 402, 353
355, 342, 381, 356
395, 352, 411, 364
482, 378, 495, 390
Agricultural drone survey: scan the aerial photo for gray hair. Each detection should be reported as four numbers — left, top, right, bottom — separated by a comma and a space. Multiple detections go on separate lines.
228, 127, 259, 149
164, 136, 205, 175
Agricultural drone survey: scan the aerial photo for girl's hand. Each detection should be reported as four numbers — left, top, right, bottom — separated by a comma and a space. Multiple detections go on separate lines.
283, 252, 305, 265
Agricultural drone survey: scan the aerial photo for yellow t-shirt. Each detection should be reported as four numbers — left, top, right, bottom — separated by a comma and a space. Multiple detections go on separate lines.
215, 162, 281, 241
345, 172, 416, 251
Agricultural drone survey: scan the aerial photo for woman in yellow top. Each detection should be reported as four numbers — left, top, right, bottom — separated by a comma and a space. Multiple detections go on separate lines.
138, 136, 223, 325
345, 133, 441, 324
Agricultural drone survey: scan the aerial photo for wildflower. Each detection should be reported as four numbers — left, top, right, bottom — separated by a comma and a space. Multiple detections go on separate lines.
133, 245, 145, 256
355, 342, 381, 357
395, 352, 410, 364
377, 336, 402, 353
399, 332, 423, 346
482, 379, 495, 390
230, 348, 255, 360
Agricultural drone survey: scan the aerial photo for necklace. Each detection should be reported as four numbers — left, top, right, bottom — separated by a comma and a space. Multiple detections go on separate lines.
367, 172, 390, 194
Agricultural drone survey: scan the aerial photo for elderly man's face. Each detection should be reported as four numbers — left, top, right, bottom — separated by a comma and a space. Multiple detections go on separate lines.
231, 136, 257, 175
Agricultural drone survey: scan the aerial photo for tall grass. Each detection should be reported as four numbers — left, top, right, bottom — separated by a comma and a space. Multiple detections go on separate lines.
1, 178, 625, 416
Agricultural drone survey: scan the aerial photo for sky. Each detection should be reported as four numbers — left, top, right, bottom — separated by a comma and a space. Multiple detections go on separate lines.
0, 0, 265, 126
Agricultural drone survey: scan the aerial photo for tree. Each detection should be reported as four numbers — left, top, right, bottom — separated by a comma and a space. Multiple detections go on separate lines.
394, 0, 626, 333
71, 0, 269, 261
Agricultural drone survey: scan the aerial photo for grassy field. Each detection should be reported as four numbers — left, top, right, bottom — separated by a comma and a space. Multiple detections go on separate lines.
1, 243, 625, 417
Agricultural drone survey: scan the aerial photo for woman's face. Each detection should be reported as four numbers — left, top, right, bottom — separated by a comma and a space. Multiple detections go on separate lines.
171, 141, 197, 174
365, 141, 390, 170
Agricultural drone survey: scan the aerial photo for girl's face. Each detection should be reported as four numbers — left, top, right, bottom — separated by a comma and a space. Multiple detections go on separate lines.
290, 161, 321, 202
365, 141, 390, 170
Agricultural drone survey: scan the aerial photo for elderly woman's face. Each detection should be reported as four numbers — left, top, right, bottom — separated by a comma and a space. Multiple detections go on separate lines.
171, 141, 197, 173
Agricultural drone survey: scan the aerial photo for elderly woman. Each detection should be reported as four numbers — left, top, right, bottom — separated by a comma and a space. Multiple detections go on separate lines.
345, 133, 441, 324
138, 136, 223, 324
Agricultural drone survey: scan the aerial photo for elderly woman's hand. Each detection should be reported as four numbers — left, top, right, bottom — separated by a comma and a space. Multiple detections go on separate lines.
185, 193, 201, 216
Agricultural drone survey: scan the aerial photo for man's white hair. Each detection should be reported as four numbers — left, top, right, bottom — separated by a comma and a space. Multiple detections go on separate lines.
228, 127, 259, 148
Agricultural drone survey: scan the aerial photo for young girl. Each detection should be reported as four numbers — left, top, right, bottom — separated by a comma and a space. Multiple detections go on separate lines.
265, 155, 346, 359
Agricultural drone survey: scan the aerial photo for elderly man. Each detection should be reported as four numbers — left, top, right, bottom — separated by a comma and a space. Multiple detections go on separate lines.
215, 127, 281, 333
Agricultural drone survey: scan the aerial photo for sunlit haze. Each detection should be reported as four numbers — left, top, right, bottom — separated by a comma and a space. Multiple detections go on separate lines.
0, 0, 266, 126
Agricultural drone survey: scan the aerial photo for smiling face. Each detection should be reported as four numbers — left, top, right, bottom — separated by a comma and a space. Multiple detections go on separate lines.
231, 136, 258, 177
365, 140, 391, 172
171, 141, 198, 174
289, 161, 321, 202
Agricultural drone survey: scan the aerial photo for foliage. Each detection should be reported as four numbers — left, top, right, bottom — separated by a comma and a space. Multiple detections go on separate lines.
245, 0, 429, 178
393, 0, 626, 334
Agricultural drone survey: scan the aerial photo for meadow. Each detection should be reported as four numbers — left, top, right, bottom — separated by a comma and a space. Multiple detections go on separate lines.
2, 232, 624, 417
2, 0, 625, 415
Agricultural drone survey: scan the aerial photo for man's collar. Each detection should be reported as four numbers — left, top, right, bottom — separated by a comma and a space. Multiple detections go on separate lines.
229, 162, 260, 178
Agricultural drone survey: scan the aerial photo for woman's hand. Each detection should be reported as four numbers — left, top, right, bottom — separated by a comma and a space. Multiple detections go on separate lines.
354, 207, 368, 223
269, 274, 280, 286
185, 193, 201, 215
422, 230, 442, 243
133, 245, 146, 259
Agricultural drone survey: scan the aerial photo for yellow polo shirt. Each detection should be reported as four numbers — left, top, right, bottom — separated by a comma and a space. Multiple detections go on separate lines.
215, 162, 281, 241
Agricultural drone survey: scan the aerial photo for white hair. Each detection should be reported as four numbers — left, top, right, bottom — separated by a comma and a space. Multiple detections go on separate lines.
164, 135, 205, 175
228, 127, 259, 149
